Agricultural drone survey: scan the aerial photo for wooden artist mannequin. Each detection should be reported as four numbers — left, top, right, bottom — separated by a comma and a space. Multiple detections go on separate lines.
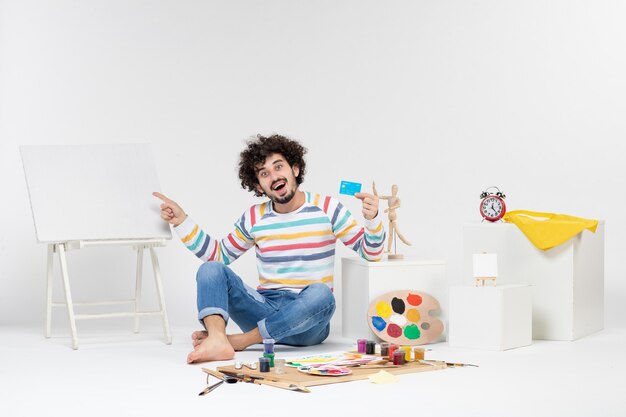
373, 182, 412, 259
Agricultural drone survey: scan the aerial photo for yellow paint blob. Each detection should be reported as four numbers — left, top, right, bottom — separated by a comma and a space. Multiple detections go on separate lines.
407, 308, 421, 323
376, 301, 393, 318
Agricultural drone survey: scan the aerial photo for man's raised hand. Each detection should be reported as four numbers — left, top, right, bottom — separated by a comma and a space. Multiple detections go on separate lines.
153, 192, 187, 227
354, 192, 379, 221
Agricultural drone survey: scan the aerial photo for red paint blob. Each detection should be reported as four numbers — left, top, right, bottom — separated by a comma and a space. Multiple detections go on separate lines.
406, 293, 422, 306
387, 323, 402, 338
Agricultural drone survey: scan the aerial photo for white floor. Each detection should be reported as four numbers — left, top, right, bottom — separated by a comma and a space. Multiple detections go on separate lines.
2, 324, 625, 417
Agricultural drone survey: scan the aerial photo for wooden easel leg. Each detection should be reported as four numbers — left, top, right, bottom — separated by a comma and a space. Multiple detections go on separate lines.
149, 247, 172, 345
45, 244, 54, 338
58, 243, 79, 350
134, 246, 144, 334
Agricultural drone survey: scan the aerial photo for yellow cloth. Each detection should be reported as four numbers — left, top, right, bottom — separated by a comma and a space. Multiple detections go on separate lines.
503, 210, 598, 251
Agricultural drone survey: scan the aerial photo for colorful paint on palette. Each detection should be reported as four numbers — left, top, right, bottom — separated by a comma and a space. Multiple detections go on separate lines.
391, 297, 405, 314
367, 290, 444, 346
376, 301, 392, 318
298, 365, 352, 376
404, 324, 421, 339
390, 314, 407, 326
387, 323, 403, 338
407, 309, 420, 322
286, 352, 382, 368
371, 316, 386, 331
407, 293, 422, 306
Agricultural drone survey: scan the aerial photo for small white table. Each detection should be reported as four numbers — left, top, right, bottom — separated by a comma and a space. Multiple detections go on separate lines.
463, 221, 605, 340
341, 257, 447, 342
449, 284, 532, 351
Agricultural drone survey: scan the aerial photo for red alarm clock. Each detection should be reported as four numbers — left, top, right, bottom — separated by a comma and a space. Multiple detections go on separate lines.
479, 186, 506, 222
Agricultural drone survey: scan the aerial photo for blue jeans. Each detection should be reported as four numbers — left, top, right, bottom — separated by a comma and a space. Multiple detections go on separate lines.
195, 262, 336, 346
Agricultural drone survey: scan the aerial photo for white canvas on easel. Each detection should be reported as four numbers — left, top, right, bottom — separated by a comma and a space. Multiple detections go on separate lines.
21, 144, 171, 242
473, 253, 498, 286
21, 144, 172, 349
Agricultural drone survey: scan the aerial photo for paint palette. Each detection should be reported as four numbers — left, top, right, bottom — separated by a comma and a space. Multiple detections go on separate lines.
298, 365, 352, 377
367, 290, 444, 345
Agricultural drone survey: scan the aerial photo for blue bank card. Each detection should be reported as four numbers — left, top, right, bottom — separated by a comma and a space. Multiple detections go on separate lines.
339, 180, 362, 196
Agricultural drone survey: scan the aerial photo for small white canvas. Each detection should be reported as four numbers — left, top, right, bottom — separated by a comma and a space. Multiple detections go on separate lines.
473, 253, 498, 278
21, 144, 172, 243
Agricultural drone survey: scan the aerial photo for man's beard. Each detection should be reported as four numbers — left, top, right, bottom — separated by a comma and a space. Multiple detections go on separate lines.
271, 187, 296, 205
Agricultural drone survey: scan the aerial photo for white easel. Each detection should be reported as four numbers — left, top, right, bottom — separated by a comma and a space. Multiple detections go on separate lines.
22, 144, 172, 349
473, 252, 498, 287
45, 239, 171, 349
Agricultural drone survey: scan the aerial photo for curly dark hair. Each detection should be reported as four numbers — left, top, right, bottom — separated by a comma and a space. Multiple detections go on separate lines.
238, 134, 307, 197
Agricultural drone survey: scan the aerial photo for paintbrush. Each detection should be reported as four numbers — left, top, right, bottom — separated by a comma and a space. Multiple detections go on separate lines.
445, 362, 479, 367
199, 368, 239, 395
419, 360, 478, 367
219, 370, 311, 393
343, 360, 397, 369
343, 363, 389, 367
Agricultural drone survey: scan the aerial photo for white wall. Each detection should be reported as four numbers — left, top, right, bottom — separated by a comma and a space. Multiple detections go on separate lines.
1, 0, 624, 332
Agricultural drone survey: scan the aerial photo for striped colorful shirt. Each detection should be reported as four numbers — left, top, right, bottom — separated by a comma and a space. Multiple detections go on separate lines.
174, 191, 386, 292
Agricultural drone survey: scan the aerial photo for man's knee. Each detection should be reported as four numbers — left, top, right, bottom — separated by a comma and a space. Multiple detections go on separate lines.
303, 284, 336, 310
196, 261, 229, 285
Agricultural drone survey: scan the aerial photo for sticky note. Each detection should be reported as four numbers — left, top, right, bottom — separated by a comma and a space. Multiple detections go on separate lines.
339, 180, 362, 196
368, 370, 399, 384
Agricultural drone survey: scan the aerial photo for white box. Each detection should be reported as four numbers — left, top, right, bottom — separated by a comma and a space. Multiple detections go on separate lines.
341, 257, 447, 342
463, 221, 604, 341
449, 285, 532, 350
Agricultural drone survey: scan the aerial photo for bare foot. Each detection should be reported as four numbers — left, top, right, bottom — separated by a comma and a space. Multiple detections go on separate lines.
227, 331, 261, 351
191, 330, 208, 347
227, 334, 249, 351
187, 334, 235, 364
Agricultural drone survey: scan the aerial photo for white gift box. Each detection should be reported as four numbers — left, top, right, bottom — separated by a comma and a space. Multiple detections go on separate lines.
463, 221, 604, 341
341, 257, 447, 342
449, 284, 532, 350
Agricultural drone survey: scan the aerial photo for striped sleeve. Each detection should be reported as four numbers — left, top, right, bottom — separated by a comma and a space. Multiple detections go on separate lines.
173, 211, 255, 265
325, 196, 386, 261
